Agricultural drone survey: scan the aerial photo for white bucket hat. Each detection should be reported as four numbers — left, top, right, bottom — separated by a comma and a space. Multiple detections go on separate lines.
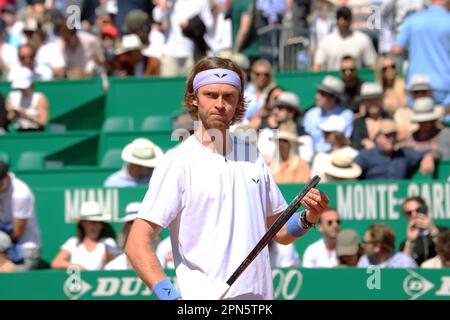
359, 82, 383, 99
324, 150, 362, 180
79, 201, 111, 222
318, 115, 346, 133
316, 75, 344, 97
410, 97, 443, 123
120, 201, 141, 222
121, 138, 164, 168
115, 34, 144, 55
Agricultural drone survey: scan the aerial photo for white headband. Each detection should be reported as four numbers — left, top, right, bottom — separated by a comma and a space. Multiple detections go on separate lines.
193, 68, 242, 92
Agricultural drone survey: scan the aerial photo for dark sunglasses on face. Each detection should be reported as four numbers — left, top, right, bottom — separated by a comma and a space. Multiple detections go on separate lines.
325, 219, 341, 226
318, 90, 333, 98
254, 72, 270, 77
382, 64, 396, 72
341, 67, 356, 73
405, 205, 428, 216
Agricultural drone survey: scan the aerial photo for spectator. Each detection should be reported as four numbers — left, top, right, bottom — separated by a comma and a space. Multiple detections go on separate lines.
358, 223, 417, 268
100, 24, 120, 75
2, 4, 25, 49
0, 161, 41, 270
336, 229, 361, 267
244, 58, 275, 120
400, 196, 441, 266
257, 91, 314, 163
351, 82, 389, 151
56, 22, 105, 79
157, 0, 213, 76
312, 6, 377, 71
311, 115, 358, 180
142, 6, 165, 76
376, 54, 407, 116
340, 55, 365, 112
0, 17, 19, 79
0, 230, 16, 272
322, 149, 362, 182
249, 84, 284, 129
403, 97, 445, 156
113, 34, 146, 76
105, 202, 144, 270
205, 0, 232, 56
21, 17, 65, 79
51, 201, 117, 271
354, 119, 435, 180
123, 9, 150, 47
104, 138, 164, 188
421, 229, 450, 268
302, 207, 341, 268
230, 0, 260, 63
303, 75, 353, 153
6, 66, 49, 131
307, 0, 336, 60
392, 0, 450, 107
268, 128, 311, 184
116, 0, 153, 37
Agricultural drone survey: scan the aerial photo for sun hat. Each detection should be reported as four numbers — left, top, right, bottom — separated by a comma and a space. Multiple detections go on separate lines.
318, 115, 347, 133
316, 75, 344, 97
408, 74, 432, 92
121, 138, 164, 168
79, 201, 111, 222
324, 150, 362, 180
336, 229, 360, 256
115, 34, 144, 55
120, 202, 141, 222
359, 82, 383, 99
410, 97, 443, 123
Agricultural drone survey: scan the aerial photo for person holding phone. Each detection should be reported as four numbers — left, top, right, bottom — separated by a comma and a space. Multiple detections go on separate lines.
401, 196, 441, 265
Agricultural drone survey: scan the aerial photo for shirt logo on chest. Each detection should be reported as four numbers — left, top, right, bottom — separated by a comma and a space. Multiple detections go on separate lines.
251, 178, 260, 184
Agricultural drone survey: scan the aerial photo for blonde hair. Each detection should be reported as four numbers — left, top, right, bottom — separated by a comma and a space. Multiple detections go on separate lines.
367, 223, 396, 254
183, 56, 247, 125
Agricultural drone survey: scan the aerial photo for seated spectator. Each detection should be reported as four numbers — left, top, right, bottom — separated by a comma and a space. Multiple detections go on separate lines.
311, 115, 358, 180
113, 34, 146, 77
249, 84, 284, 129
0, 161, 41, 270
257, 92, 314, 163
105, 202, 143, 270
56, 22, 105, 79
421, 229, 450, 268
269, 241, 301, 268
268, 129, 311, 184
303, 76, 353, 153
312, 6, 377, 71
302, 207, 341, 268
376, 54, 407, 116
0, 231, 16, 272
358, 223, 417, 268
51, 201, 117, 271
403, 97, 444, 156
322, 149, 362, 182
400, 196, 441, 266
6, 66, 49, 131
99, 25, 119, 75
336, 229, 361, 267
340, 55, 365, 112
104, 138, 164, 188
354, 120, 435, 180
244, 59, 275, 120
351, 82, 390, 150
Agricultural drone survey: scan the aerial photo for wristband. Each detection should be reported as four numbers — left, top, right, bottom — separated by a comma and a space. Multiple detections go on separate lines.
152, 279, 181, 300
286, 210, 310, 238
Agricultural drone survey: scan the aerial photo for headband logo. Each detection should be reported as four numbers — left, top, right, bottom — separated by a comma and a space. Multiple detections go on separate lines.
214, 73, 228, 79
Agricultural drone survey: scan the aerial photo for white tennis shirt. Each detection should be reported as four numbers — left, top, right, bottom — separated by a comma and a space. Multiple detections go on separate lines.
137, 135, 288, 299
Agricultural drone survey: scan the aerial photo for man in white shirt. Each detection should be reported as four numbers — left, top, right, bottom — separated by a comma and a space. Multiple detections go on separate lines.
0, 161, 41, 270
302, 207, 341, 268
312, 6, 377, 71
126, 56, 329, 300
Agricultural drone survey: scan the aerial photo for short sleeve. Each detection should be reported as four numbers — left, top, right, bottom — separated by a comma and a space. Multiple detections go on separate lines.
136, 157, 185, 228
261, 156, 288, 216
313, 40, 327, 66
61, 237, 78, 253
12, 188, 35, 220
394, 16, 411, 48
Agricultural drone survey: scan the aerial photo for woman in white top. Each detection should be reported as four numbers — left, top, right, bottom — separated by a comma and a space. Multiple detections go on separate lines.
51, 201, 117, 271
6, 66, 49, 131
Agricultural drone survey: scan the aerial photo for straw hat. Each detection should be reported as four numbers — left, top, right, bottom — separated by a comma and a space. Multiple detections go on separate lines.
121, 138, 164, 168
408, 75, 432, 92
79, 201, 111, 222
115, 34, 144, 55
316, 75, 344, 97
359, 82, 383, 100
410, 97, 443, 123
324, 150, 362, 180
270, 92, 301, 115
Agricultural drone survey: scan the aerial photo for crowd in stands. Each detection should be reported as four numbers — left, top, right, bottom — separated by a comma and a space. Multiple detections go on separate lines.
0, 0, 449, 273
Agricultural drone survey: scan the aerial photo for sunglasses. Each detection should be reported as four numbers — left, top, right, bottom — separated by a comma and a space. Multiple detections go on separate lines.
318, 90, 333, 98
361, 240, 376, 245
324, 219, 340, 226
382, 64, 396, 72
20, 55, 34, 60
404, 205, 427, 216
341, 67, 356, 73
254, 72, 270, 77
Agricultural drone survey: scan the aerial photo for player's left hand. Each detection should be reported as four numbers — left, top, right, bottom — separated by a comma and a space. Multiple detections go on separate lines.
301, 188, 329, 224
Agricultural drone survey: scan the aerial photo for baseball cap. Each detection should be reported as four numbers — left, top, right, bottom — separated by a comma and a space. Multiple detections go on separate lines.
336, 229, 360, 256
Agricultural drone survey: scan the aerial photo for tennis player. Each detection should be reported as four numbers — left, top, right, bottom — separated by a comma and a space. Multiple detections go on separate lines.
126, 57, 329, 300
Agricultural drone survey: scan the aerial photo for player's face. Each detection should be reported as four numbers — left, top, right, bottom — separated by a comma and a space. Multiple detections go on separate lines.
195, 83, 240, 131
